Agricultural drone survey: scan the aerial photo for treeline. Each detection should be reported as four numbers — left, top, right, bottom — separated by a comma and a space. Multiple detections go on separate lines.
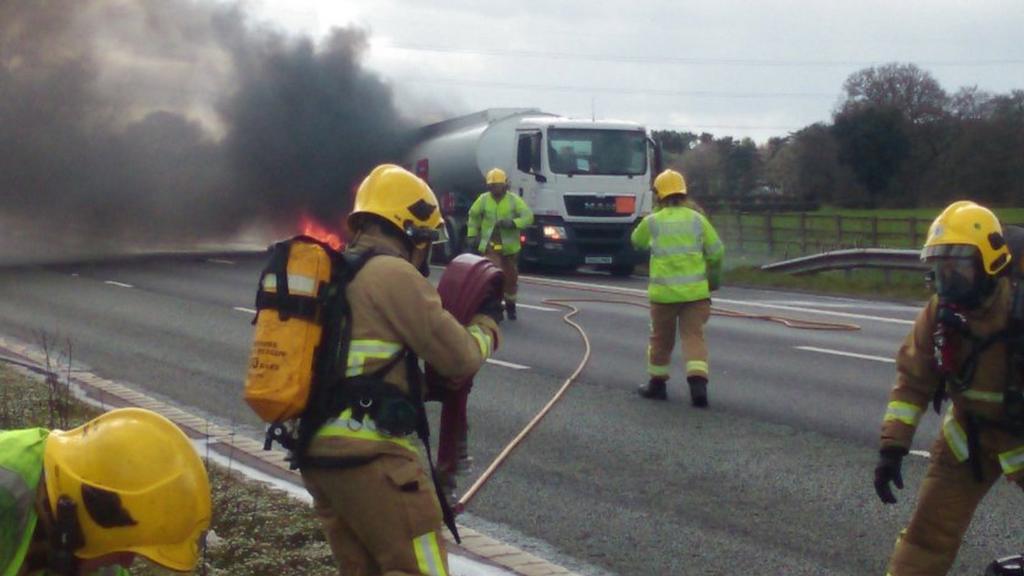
654, 63, 1024, 209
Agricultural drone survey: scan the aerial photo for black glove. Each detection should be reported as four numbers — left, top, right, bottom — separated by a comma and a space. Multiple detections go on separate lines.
477, 296, 504, 324
498, 218, 515, 229
874, 447, 907, 504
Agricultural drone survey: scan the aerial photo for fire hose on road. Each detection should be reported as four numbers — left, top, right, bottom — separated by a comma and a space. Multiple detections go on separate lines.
456, 280, 860, 510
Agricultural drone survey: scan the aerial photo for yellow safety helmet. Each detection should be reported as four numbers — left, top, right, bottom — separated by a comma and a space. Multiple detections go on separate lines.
348, 164, 445, 246
922, 200, 1011, 276
43, 408, 212, 571
485, 168, 508, 185
653, 169, 687, 201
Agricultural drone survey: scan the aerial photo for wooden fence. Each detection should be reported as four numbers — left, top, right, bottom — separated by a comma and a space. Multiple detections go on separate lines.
709, 212, 1024, 258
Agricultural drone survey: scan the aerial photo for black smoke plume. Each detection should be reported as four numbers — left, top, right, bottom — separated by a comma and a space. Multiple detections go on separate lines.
0, 0, 411, 255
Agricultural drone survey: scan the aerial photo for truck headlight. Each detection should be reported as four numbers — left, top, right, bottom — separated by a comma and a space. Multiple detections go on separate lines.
543, 225, 566, 241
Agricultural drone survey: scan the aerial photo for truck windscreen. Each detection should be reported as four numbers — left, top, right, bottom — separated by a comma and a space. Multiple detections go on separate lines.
547, 129, 647, 176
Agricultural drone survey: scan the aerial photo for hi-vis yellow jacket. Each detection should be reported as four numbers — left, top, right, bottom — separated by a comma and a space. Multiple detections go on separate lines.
880, 277, 1024, 480
308, 229, 499, 462
467, 192, 534, 255
631, 206, 724, 304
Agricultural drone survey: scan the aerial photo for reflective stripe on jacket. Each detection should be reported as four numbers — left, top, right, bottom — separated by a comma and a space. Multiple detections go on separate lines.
1, 428, 48, 576
631, 206, 724, 304
879, 278, 1024, 477
466, 192, 534, 255
307, 231, 499, 462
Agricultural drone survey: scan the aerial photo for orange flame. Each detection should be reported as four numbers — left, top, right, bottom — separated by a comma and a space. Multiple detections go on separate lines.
299, 215, 344, 251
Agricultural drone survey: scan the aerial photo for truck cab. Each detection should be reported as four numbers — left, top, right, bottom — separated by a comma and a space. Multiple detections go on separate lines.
513, 117, 659, 275
408, 109, 661, 275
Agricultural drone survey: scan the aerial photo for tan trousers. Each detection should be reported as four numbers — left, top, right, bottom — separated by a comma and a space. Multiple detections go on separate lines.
647, 299, 711, 380
301, 455, 449, 576
886, 435, 1002, 576
484, 249, 519, 302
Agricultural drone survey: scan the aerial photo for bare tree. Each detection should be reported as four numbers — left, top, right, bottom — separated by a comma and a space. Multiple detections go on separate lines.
840, 63, 949, 124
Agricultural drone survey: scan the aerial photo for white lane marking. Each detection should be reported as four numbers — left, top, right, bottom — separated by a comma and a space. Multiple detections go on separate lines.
909, 450, 931, 459
795, 345, 895, 364
710, 298, 915, 326
234, 307, 258, 315
519, 274, 917, 326
207, 258, 236, 265
104, 281, 134, 289
486, 358, 530, 370
760, 300, 918, 311
515, 303, 560, 312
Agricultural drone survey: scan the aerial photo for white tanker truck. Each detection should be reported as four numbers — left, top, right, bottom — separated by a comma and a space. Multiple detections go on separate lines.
407, 108, 662, 275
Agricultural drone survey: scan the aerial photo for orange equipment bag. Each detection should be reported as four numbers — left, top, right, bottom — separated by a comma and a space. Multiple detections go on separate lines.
244, 236, 335, 423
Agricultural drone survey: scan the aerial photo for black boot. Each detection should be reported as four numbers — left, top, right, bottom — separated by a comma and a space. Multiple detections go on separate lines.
638, 378, 667, 400
506, 300, 517, 321
688, 376, 709, 408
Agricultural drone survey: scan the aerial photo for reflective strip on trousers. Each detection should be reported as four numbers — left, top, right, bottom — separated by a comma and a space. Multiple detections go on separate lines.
346, 340, 403, 377
942, 408, 969, 462
315, 408, 418, 453
686, 360, 708, 376
647, 346, 670, 377
998, 445, 1024, 475
0, 466, 34, 541
884, 401, 924, 427
962, 389, 1004, 403
468, 325, 493, 359
649, 273, 707, 287
413, 531, 448, 576
260, 273, 318, 295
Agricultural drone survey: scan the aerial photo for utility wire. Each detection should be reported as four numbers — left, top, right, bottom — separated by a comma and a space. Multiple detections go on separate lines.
395, 76, 836, 100
376, 42, 1024, 68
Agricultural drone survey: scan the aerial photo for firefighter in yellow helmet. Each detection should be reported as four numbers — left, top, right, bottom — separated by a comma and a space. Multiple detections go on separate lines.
1, 408, 211, 576
300, 164, 501, 576
632, 169, 724, 406
874, 201, 1024, 575
466, 168, 534, 320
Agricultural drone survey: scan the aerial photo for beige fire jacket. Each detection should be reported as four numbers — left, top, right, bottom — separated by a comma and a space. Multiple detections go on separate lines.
308, 229, 500, 461
880, 277, 1024, 480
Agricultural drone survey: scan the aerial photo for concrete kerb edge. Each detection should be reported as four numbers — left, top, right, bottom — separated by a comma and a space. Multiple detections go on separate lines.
0, 335, 580, 576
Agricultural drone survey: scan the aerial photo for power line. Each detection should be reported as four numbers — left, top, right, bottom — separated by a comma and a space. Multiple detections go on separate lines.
394, 76, 836, 100
375, 42, 1024, 68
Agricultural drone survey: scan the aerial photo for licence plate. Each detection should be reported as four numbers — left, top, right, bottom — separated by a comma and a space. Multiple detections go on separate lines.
585, 256, 613, 264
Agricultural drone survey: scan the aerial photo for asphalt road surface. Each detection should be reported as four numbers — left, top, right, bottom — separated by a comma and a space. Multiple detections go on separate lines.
0, 255, 1020, 575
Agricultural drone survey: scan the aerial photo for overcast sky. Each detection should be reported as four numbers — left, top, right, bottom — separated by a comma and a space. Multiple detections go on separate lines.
248, 0, 1022, 142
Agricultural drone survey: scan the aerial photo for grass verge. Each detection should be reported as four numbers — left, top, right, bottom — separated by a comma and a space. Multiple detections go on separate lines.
0, 363, 335, 576
724, 266, 932, 303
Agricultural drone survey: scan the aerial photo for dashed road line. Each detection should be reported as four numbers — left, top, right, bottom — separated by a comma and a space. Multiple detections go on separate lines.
234, 306, 258, 315
104, 280, 134, 289
795, 346, 895, 363
207, 258, 236, 265
909, 450, 931, 458
486, 358, 531, 370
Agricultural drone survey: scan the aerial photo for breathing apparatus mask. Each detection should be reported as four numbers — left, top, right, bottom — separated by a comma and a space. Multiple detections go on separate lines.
924, 244, 993, 309
404, 221, 448, 278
